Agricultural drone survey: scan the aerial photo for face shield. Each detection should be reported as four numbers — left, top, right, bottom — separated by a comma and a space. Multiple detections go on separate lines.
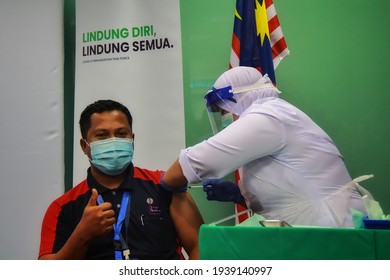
204, 82, 279, 134
204, 86, 236, 135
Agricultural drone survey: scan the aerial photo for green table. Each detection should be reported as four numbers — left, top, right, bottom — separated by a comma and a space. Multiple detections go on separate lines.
199, 225, 390, 260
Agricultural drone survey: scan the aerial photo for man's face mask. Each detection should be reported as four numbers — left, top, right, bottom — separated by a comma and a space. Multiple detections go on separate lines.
86, 137, 134, 176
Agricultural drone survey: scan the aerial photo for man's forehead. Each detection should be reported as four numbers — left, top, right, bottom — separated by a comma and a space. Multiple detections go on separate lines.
91, 110, 124, 121
90, 111, 131, 129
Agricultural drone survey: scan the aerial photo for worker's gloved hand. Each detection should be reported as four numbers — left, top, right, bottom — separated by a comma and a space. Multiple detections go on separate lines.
202, 179, 244, 203
160, 173, 188, 193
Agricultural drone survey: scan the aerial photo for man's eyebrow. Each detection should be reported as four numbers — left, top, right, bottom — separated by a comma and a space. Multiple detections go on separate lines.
91, 128, 108, 133
116, 126, 132, 131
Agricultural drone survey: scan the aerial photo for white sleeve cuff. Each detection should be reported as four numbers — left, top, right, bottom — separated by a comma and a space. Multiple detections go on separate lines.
178, 148, 203, 184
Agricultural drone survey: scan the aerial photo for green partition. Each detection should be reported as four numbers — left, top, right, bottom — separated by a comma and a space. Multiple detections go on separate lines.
181, 0, 390, 223
180, 0, 237, 224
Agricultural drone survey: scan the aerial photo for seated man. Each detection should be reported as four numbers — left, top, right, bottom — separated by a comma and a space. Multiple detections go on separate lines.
39, 99, 204, 260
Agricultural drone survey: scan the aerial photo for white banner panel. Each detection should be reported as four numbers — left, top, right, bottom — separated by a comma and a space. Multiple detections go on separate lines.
73, 0, 185, 185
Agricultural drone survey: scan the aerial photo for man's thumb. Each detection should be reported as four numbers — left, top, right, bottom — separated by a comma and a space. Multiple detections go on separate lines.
88, 188, 98, 206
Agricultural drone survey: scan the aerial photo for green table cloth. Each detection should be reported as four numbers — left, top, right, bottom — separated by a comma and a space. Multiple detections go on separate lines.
199, 225, 390, 260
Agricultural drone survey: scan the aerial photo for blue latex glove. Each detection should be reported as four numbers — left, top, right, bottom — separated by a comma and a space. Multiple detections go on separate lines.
160, 173, 188, 193
203, 179, 244, 203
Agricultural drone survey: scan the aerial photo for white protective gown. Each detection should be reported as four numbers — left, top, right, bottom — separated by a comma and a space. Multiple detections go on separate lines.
179, 96, 366, 227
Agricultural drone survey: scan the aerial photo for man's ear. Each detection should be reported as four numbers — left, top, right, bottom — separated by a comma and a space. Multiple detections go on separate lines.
80, 138, 88, 155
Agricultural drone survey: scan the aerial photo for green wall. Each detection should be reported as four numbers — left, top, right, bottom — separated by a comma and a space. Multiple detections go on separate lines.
180, 0, 236, 224
181, 0, 390, 223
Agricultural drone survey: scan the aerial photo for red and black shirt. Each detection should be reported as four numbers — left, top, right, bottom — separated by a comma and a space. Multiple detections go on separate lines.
39, 164, 184, 259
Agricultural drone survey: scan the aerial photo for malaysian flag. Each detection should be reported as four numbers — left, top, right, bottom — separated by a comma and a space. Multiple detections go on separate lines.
230, 0, 289, 223
230, 0, 289, 83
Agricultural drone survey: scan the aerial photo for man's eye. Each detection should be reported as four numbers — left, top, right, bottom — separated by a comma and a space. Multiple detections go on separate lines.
96, 133, 106, 138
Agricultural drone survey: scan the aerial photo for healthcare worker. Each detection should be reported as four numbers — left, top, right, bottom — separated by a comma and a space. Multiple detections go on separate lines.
161, 66, 367, 227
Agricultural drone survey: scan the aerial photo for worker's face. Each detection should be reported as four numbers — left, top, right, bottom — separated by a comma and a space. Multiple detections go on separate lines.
80, 110, 134, 158
217, 107, 229, 116
216, 106, 239, 121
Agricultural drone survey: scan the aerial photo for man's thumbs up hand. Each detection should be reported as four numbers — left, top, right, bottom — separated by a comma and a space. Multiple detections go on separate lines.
88, 188, 98, 206
77, 189, 116, 241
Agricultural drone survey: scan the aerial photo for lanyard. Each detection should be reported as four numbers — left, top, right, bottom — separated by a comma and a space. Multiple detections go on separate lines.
97, 191, 131, 260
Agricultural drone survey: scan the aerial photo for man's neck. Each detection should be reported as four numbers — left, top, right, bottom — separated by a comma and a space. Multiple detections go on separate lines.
90, 167, 127, 190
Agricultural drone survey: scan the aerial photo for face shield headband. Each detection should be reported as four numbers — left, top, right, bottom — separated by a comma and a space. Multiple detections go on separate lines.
205, 86, 236, 112
204, 82, 278, 112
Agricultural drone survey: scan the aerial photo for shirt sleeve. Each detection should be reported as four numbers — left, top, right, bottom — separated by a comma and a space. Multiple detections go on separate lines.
179, 113, 286, 183
39, 201, 61, 257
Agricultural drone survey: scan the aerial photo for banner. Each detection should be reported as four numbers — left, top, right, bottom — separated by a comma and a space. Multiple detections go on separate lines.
73, 0, 184, 184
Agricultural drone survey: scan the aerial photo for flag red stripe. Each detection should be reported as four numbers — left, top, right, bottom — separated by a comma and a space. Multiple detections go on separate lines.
236, 203, 250, 223
231, 32, 241, 58
271, 37, 287, 59
264, 0, 273, 8
268, 15, 280, 34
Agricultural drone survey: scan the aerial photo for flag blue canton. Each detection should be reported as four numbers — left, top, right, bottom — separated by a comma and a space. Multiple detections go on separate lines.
232, 0, 276, 83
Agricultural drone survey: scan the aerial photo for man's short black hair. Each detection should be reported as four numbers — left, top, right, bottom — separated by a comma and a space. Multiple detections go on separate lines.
79, 99, 133, 139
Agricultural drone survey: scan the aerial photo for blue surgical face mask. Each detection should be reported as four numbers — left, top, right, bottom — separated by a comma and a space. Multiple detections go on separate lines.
86, 137, 134, 176
221, 112, 234, 129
